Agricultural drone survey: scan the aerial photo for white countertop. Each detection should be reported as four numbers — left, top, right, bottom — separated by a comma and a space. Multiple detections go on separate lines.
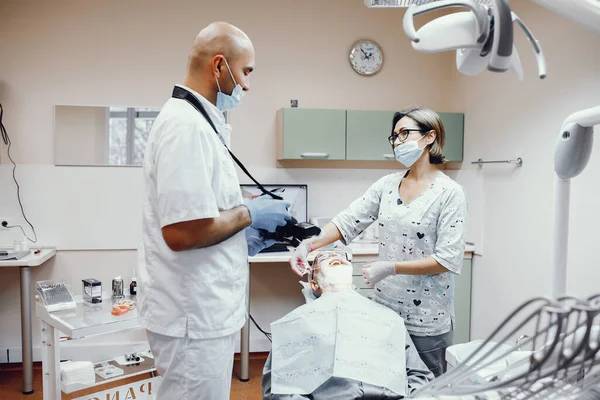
0, 246, 56, 267
248, 242, 476, 263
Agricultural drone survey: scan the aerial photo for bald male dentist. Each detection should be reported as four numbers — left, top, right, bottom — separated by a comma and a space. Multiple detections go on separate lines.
137, 21, 291, 400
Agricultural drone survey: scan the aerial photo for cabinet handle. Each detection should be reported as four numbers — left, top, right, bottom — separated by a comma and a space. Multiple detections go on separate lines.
383, 154, 395, 160
300, 153, 330, 159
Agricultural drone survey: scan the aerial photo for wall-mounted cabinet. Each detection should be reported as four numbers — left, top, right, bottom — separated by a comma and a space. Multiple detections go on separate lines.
277, 108, 464, 167
346, 110, 396, 161
277, 108, 346, 160
438, 112, 464, 162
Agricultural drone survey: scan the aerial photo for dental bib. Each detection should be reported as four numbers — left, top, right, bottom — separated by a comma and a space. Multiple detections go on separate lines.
270, 291, 407, 396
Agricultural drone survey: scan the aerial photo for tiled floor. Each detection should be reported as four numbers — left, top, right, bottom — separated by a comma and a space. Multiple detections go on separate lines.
0, 356, 266, 400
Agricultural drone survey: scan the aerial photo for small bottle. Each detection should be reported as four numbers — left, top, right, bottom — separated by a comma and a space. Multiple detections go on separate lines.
129, 274, 137, 297
21, 237, 29, 252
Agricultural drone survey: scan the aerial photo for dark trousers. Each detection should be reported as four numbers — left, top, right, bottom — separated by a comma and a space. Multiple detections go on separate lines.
410, 329, 454, 378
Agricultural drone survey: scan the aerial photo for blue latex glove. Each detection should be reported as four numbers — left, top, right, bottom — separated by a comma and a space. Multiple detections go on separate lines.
242, 196, 291, 232
245, 226, 278, 256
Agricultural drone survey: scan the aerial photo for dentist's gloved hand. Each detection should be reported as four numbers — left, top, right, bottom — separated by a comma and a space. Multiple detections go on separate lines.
362, 261, 396, 287
243, 196, 291, 232
245, 226, 278, 256
289, 239, 313, 277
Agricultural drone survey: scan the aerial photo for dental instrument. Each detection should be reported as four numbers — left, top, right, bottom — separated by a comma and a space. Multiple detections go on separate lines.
413, 294, 600, 398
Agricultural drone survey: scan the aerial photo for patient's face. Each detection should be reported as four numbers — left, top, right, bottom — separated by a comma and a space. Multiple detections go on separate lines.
310, 251, 353, 295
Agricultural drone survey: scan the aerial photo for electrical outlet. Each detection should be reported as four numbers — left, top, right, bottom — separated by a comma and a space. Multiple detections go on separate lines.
0, 218, 14, 229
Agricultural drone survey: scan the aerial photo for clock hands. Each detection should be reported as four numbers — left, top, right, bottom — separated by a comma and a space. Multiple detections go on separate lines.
359, 48, 375, 62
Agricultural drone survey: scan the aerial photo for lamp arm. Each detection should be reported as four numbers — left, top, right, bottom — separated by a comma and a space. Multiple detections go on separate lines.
552, 105, 600, 297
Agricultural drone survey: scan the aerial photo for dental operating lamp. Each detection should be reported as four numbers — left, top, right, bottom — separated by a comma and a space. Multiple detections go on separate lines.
366, 0, 600, 297
400, 0, 546, 80
368, 0, 600, 80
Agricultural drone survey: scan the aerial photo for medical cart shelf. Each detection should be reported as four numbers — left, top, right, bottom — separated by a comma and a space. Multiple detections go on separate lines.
36, 294, 151, 400
60, 358, 155, 394
36, 296, 141, 338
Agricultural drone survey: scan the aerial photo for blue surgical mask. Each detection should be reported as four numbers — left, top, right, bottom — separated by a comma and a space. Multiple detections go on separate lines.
394, 135, 426, 167
215, 58, 244, 111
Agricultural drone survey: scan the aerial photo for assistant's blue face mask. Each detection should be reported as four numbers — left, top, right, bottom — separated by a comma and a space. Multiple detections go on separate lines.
394, 135, 426, 167
215, 58, 244, 112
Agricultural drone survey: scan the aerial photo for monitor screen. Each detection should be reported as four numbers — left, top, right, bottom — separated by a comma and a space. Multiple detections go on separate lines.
240, 184, 308, 223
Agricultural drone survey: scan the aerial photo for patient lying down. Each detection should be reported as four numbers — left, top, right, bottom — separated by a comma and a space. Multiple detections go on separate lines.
262, 251, 434, 399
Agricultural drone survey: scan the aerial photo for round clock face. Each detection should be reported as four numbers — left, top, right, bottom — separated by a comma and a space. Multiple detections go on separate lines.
349, 40, 383, 76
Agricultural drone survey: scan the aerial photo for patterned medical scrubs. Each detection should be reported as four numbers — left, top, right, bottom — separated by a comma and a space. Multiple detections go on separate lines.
332, 170, 468, 338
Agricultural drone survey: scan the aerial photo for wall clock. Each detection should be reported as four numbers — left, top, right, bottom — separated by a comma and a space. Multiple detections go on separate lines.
349, 39, 384, 76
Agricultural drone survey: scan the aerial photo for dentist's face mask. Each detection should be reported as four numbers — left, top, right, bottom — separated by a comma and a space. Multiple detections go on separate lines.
394, 134, 427, 167
215, 58, 244, 112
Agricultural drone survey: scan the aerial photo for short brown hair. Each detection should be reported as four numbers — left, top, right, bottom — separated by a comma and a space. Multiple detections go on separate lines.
392, 105, 446, 164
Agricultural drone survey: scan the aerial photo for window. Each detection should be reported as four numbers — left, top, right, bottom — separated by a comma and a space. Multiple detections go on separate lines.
107, 107, 160, 165
105, 106, 228, 166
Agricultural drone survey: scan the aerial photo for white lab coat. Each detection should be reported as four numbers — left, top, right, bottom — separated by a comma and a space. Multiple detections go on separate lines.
138, 84, 248, 339
137, 85, 247, 399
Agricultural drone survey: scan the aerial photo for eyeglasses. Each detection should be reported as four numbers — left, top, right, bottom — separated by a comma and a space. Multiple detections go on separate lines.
388, 129, 427, 145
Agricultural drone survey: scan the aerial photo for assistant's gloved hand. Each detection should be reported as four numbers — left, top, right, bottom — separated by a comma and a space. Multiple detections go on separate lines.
243, 196, 291, 232
362, 261, 396, 287
289, 239, 313, 277
245, 226, 278, 256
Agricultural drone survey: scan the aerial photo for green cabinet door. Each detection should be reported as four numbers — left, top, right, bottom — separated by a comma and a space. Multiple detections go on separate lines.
281, 108, 347, 160
453, 258, 472, 345
346, 110, 464, 162
439, 112, 464, 162
346, 110, 396, 161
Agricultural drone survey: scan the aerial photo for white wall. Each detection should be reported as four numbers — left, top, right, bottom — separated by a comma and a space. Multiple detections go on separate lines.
0, 0, 460, 354
456, 2, 600, 339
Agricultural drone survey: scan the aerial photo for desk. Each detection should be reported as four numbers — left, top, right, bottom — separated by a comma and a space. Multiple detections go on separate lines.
0, 247, 56, 395
36, 295, 153, 400
240, 243, 476, 382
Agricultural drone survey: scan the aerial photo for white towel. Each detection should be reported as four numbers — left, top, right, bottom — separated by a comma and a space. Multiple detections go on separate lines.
60, 360, 96, 386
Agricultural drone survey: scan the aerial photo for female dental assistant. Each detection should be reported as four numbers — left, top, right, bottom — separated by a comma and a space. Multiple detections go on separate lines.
290, 105, 468, 377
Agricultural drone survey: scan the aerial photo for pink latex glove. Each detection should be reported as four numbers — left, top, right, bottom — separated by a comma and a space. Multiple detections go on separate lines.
289, 239, 313, 277
362, 261, 396, 286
